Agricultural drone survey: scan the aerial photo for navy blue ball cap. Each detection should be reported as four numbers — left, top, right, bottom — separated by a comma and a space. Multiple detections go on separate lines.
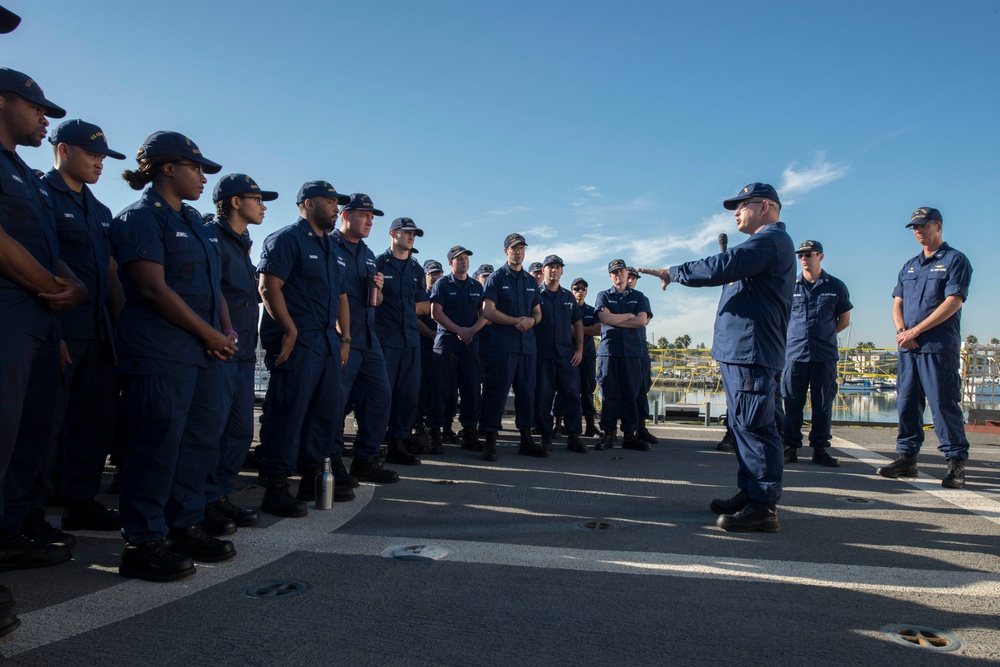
796, 240, 823, 254
723, 182, 780, 210
343, 193, 384, 216
390, 217, 424, 236
527, 261, 543, 273
571, 277, 588, 288
0, 68, 66, 118
48, 119, 125, 159
542, 254, 564, 268
214, 174, 278, 203
296, 180, 349, 205
608, 258, 627, 273
140, 131, 221, 174
474, 263, 494, 278
447, 245, 473, 261
0, 6, 22, 33
626, 266, 640, 278
907, 207, 943, 227
503, 232, 527, 249
423, 259, 444, 274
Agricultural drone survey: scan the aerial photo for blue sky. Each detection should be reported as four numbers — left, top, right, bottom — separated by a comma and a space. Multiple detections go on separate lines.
6, 0, 997, 347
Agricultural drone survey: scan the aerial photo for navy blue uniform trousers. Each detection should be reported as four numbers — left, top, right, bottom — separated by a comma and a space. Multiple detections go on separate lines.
597, 356, 642, 433
536, 357, 582, 434
579, 357, 597, 417
206, 359, 256, 500
383, 345, 421, 439
428, 346, 480, 430
481, 352, 535, 432
719, 362, 783, 505
335, 346, 391, 459
896, 351, 969, 460
0, 335, 59, 535
259, 344, 341, 476
781, 360, 837, 449
119, 361, 222, 543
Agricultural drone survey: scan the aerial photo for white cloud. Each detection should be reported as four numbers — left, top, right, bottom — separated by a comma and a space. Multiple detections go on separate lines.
525, 225, 559, 239
780, 152, 848, 205
483, 205, 533, 217
577, 185, 602, 197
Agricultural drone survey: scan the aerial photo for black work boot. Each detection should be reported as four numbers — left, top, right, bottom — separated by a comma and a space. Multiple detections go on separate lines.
262, 474, 308, 518
404, 435, 429, 455
119, 539, 195, 582
595, 431, 615, 451
716, 503, 780, 533
429, 428, 445, 455
200, 501, 238, 537
483, 432, 498, 462
460, 427, 483, 452
942, 458, 966, 489
166, 525, 236, 562
567, 433, 587, 453
350, 456, 400, 483
331, 457, 359, 489
621, 431, 651, 451
811, 446, 840, 467
61, 498, 120, 531
710, 490, 750, 515
876, 453, 918, 479
584, 415, 602, 438
637, 426, 659, 444
783, 445, 798, 464
715, 431, 734, 452
518, 429, 549, 458
385, 439, 421, 466
215, 495, 259, 527
0, 534, 72, 572
20, 508, 75, 548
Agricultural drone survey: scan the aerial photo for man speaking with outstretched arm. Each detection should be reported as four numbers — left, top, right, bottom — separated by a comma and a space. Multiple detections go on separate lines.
638, 182, 795, 533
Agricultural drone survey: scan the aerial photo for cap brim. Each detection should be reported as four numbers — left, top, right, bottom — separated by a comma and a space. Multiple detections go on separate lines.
722, 194, 750, 211
32, 95, 67, 119
0, 7, 22, 33
193, 156, 222, 175
373, 208, 384, 217
102, 148, 127, 160
906, 219, 937, 228
260, 191, 279, 202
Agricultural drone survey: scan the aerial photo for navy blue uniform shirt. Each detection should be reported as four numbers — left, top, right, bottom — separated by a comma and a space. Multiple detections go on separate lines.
892, 242, 972, 354
482, 263, 541, 354
595, 287, 652, 358
536, 285, 582, 358
210, 217, 260, 361
111, 188, 222, 367
670, 221, 795, 371
330, 229, 379, 351
43, 169, 113, 341
430, 273, 483, 352
785, 270, 852, 363
0, 147, 59, 340
257, 218, 344, 356
374, 249, 426, 349
577, 302, 598, 359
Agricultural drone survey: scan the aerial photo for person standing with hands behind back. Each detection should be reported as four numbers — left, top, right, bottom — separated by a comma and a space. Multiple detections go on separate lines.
110, 131, 237, 581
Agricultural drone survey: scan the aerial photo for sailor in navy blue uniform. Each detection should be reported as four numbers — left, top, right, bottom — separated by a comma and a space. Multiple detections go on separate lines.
330, 193, 399, 483
38, 120, 125, 536
571, 277, 603, 437
781, 240, 852, 468
528, 261, 544, 287
416, 260, 443, 435
627, 267, 658, 445
110, 131, 237, 580
879, 207, 973, 489
257, 180, 353, 512
0, 69, 85, 596
595, 260, 652, 452
202, 174, 277, 532
639, 182, 794, 533
428, 246, 487, 454
480, 233, 543, 460
375, 217, 428, 465
534, 255, 586, 453
474, 263, 494, 432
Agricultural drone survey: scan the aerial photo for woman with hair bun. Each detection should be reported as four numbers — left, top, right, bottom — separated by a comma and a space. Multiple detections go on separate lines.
110, 131, 238, 582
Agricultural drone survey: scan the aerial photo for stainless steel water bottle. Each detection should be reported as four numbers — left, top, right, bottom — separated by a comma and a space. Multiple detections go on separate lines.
316, 457, 334, 510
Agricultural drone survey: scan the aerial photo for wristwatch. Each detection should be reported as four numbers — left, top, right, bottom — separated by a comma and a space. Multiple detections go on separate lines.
224, 329, 239, 343
896, 327, 906, 334
341, 337, 352, 345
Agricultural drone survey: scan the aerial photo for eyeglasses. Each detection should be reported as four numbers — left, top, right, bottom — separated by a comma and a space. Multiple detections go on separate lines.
571, 286, 587, 291
239, 196, 264, 205
735, 200, 765, 212
799, 252, 815, 258
173, 161, 206, 174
